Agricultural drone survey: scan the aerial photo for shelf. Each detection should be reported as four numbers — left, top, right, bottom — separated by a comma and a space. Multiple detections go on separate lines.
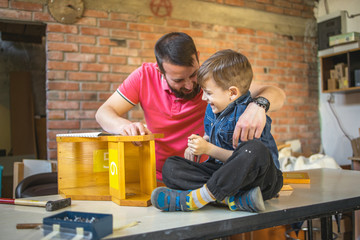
320, 47, 360, 93
322, 86, 360, 94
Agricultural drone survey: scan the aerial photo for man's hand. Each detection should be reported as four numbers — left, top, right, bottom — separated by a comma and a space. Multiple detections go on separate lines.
119, 122, 152, 146
232, 102, 266, 148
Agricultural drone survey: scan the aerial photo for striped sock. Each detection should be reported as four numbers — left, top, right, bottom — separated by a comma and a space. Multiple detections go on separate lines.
186, 184, 215, 210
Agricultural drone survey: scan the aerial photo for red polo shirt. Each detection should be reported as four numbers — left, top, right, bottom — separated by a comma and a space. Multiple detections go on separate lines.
118, 63, 207, 181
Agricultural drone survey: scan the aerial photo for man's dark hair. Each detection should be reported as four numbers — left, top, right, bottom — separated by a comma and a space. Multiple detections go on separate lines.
154, 32, 199, 74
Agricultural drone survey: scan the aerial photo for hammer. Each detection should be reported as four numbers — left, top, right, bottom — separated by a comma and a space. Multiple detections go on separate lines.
0, 197, 71, 211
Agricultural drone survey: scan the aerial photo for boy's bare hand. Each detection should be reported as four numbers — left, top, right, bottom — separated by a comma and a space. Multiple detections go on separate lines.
188, 134, 209, 156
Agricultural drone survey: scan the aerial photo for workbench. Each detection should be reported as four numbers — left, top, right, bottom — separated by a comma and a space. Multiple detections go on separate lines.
1, 168, 360, 240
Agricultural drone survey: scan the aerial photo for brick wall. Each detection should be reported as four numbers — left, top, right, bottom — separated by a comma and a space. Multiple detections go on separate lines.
0, 0, 320, 159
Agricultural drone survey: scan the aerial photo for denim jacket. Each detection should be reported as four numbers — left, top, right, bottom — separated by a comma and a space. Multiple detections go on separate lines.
204, 91, 280, 169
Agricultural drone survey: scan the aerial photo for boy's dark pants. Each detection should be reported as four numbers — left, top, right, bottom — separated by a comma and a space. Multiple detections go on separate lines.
162, 139, 283, 201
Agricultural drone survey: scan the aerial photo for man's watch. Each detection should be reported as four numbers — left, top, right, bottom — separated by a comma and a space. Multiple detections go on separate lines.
252, 97, 270, 113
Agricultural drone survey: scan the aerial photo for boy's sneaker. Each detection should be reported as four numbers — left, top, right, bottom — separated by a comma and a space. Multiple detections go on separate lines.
227, 186, 265, 212
151, 187, 192, 212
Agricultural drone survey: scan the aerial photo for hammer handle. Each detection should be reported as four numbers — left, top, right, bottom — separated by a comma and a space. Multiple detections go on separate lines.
0, 198, 46, 207
15, 199, 47, 207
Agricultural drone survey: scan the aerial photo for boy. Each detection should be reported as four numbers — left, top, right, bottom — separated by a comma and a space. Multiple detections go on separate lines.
151, 49, 283, 212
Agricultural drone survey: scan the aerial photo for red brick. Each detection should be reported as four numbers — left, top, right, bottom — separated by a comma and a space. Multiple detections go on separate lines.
80, 63, 109, 72
257, 45, 276, 52
276, 61, 292, 68
68, 72, 97, 81
100, 74, 127, 83
83, 9, 108, 18
255, 60, 275, 67
128, 23, 154, 32
47, 24, 78, 34
99, 20, 127, 29
166, 19, 190, 28
99, 55, 127, 64
81, 45, 109, 54
81, 27, 109, 36
111, 47, 138, 56
236, 27, 255, 35
47, 42, 78, 52
138, 16, 165, 25
82, 83, 110, 91
47, 149, 57, 160
99, 92, 112, 101
48, 110, 65, 120
48, 120, 80, 129
67, 92, 97, 100
274, 0, 292, 8
67, 35, 96, 44
47, 91, 66, 100
47, 141, 57, 150
127, 57, 142, 65
81, 101, 103, 110
0, 0, 8, 7
111, 30, 138, 39
0, 9, 32, 20
33, 12, 53, 22
47, 33, 65, 42
67, 110, 96, 119
139, 49, 154, 58
98, 37, 118, 46
47, 71, 66, 80
111, 12, 137, 22
142, 40, 157, 49
48, 82, 79, 91
260, 52, 279, 60
48, 61, 79, 71
191, 22, 214, 31
10, 1, 43, 11
76, 17, 97, 26
224, 0, 245, 7
249, 37, 268, 44
66, 53, 96, 62
47, 101, 79, 110
48, 52, 63, 61
112, 65, 138, 74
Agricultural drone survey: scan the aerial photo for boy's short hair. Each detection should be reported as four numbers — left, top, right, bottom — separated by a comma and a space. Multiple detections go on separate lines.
197, 49, 253, 95
154, 32, 199, 74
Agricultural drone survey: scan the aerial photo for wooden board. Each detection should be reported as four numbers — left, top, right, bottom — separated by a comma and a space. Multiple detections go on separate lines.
283, 171, 310, 184
9, 72, 36, 156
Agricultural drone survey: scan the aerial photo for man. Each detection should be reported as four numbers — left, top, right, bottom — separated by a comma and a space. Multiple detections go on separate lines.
95, 32, 285, 181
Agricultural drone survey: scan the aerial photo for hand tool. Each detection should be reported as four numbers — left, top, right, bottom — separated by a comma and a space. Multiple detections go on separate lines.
0, 197, 71, 211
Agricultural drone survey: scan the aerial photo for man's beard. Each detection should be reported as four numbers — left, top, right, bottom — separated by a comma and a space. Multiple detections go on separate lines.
168, 83, 201, 100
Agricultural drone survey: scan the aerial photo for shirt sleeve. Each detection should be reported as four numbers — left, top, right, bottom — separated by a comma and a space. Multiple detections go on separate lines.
117, 65, 143, 106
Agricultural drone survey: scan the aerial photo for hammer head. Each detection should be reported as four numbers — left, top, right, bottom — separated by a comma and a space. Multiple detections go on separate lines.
45, 198, 71, 211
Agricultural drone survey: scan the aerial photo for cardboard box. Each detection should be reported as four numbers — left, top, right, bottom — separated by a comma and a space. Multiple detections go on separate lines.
329, 32, 360, 46
339, 77, 349, 89
327, 78, 338, 90
335, 63, 347, 78
330, 69, 337, 79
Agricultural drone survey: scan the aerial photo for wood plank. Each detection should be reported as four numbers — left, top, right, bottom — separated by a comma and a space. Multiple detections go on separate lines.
9, 72, 36, 156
